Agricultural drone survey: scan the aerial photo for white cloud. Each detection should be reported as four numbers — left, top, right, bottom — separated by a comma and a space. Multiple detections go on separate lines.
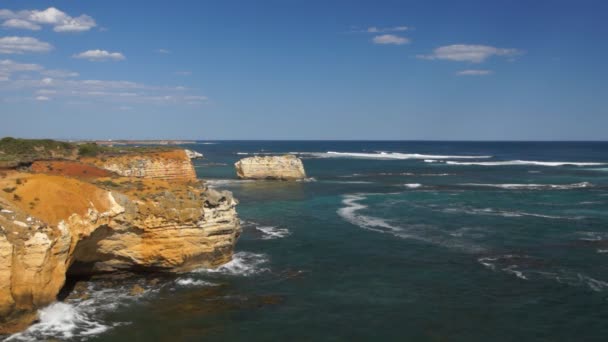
0, 36, 52, 54
0, 7, 96, 33
367, 26, 408, 33
456, 69, 493, 76
0, 60, 208, 106
157, 49, 171, 54
418, 44, 521, 63
36, 89, 56, 95
53, 15, 96, 32
184, 95, 208, 101
41, 69, 79, 78
0, 59, 43, 73
73, 49, 125, 61
2, 19, 41, 30
372, 34, 410, 45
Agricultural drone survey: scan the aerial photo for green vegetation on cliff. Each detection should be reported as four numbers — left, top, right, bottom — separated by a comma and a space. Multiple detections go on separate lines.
0, 137, 175, 168
0, 137, 77, 167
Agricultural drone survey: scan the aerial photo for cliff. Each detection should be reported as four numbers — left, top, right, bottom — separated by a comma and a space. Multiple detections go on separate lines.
0, 143, 240, 334
235, 155, 307, 180
82, 150, 197, 181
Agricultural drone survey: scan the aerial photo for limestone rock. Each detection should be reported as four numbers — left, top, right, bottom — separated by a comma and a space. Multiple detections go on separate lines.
184, 149, 203, 159
83, 150, 197, 181
0, 153, 240, 333
234, 155, 306, 180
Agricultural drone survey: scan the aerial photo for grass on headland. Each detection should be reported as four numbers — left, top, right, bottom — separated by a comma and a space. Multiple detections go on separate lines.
0, 137, 173, 167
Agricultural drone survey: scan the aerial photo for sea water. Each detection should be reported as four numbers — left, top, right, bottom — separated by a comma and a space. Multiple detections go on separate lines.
11, 141, 608, 341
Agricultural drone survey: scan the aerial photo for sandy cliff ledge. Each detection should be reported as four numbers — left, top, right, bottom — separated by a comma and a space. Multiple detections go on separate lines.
235, 155, 306, 180
0, 147, 240, 334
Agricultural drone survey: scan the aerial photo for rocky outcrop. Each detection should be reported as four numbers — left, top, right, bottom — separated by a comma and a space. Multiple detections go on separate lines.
0, 152, 240, 334
184, 149, 203, 159
235, 155, 306, 180
82, 150, 197, 182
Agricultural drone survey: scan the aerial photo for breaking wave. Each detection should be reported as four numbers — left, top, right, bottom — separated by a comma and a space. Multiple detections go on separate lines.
433, 160, 605, 167
306, 151, 491, 160
296, 177, 317, 183
175, 278, 217, 287
255, 225, 291, 240
478, 254, 608, 292
6, 303, 109, 341
205, 179, 255, 187
442, 206, 579, 220
327, 180, 374, 184
337, 194, 485, 253
196, 252, 269, 276
6, 282, 152, 341
403, 183, 423, 189
460, 182, 593, 190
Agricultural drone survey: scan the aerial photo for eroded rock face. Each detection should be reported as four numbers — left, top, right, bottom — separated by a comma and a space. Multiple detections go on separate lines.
184, 149, 203, 159
0, 150, 240, 334
235, 155, 306, 180
83, 150, 197, 181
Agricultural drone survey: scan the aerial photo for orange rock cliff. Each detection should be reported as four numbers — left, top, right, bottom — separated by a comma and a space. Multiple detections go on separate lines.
0, 148, 240, 334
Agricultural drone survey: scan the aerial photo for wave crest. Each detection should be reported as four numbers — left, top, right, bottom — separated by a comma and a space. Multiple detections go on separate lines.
438, 160, 605, 167
196, 252, 269, 276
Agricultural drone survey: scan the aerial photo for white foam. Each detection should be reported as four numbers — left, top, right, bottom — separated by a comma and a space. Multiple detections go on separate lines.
4, 280, 151, 342
6, 302, 109, 341
577, 231, 608, 241
197, 251, 269, 276
175, 278, 217, 286
235, 152, 280, 156
440, 160, 605, 166
296, 177, 317, 183
460, 182, 593, 190
555, 273, 608, 292
403, 183, 422, 189
337, 194, 485, 253
478, 255, 608, 292
503, 265, 528, 280
329, 180, 374, 184
314, 151, 492, 160
337, 194, 401, 233
255, 225, 291, 240
205, 179, 255, 187
445, 206, 575, 220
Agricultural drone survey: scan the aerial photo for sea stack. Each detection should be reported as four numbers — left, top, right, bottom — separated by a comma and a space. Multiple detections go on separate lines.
235, 155, 307, 180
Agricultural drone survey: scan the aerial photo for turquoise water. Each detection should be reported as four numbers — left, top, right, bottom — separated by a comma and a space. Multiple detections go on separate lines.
9, 141, 608, 341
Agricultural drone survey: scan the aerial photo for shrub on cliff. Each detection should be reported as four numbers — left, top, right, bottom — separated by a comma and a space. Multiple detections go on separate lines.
0, 137, 76, 162
78, 143, 104, 157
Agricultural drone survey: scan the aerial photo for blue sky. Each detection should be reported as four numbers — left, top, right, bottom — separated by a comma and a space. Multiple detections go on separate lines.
0, 0, 606, 140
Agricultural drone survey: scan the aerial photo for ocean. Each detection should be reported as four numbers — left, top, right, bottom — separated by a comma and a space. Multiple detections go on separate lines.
8, 141, 608, 341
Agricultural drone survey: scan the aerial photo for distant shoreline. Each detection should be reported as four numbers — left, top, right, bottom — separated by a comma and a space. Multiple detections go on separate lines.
80, 140, 197, 146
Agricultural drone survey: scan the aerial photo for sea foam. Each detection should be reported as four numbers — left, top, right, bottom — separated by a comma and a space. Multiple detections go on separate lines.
255, 225, 291, 240
337, 194, 485, 253
437, 160, 605, 166
6, 282, 151, 341
311, 151, 492, 160
196, 251, 269, 276
460, 182, 593, 190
